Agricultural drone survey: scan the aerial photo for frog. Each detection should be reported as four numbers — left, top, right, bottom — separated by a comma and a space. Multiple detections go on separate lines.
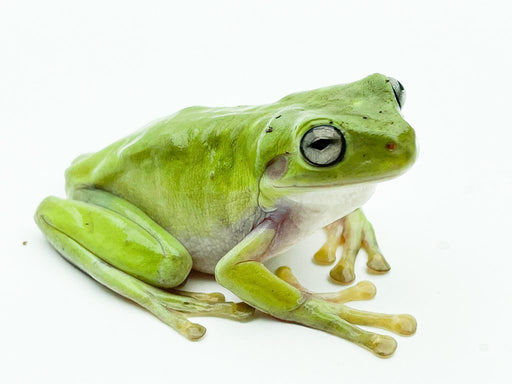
35, 73, 417, 357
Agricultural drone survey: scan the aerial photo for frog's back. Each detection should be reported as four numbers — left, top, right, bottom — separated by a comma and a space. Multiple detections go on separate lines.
65, 106, 268, 273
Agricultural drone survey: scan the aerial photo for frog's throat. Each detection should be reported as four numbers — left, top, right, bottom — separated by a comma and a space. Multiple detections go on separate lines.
258, 174, 385, 215
276, 182, 377, 228
259, 182, 377, 258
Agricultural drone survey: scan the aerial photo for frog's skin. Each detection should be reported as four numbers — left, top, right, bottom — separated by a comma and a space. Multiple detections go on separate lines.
35, 73, 417, 357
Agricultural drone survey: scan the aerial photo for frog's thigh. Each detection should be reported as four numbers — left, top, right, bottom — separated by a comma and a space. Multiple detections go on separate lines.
38, 191, 192, 288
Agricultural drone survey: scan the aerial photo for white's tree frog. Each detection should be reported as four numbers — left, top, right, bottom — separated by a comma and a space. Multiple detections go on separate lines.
36, 74, 417, 357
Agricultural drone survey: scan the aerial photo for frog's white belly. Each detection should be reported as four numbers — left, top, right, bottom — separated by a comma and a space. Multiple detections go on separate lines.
181, 209, 264, 274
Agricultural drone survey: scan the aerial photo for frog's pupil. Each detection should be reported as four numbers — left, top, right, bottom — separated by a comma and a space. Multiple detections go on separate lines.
310, 139, 331, 151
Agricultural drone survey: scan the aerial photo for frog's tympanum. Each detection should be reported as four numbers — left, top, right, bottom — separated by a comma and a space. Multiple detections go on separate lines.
36, 74, 417, 357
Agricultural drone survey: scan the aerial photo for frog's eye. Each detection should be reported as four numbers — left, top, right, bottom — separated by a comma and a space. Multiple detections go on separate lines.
300, 125, 346, 167
388, 77, 406, 108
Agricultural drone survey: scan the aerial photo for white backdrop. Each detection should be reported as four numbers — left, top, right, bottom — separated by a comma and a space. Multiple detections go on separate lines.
1, 1, 511, 383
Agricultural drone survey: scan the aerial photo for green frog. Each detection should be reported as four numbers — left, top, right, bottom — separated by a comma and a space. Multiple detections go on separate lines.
35, 73, 417, 357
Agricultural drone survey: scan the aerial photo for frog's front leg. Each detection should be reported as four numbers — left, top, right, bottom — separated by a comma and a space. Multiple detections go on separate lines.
35, 189, 254, 340
314, 209, 391, 284
215, 220, 416, 357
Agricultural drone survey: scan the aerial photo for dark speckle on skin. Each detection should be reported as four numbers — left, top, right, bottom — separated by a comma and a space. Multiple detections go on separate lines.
285, 151, 290, 155
363, 154, 366, 158
22, 241, 27, 246
329, 121, 333, 124
275, 115, 281, 119
266, 127, 274, 133
362, 116, 367, 119
379, 110, 383, 113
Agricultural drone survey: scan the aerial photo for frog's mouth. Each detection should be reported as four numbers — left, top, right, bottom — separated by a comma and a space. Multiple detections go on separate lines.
273, 174, 397, 190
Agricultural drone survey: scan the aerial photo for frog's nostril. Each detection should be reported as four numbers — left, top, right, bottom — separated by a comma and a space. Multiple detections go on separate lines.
386, 142, 397, 151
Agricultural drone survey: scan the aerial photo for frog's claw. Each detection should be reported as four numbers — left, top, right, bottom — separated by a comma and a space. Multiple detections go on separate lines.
314, 209, 390, 284
276, 266, 416, 357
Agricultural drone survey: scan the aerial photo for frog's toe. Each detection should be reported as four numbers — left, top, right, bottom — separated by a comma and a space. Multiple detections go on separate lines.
366, 252, 391, 273
176, 299, 255, 321
276, 266, 375, 303
361, 217, 391, 274
391, 314, 417, 336
182, 322, 207, 341
232, 302, 256, 320
313, 219, 343, 265
337, 305, 417, 336
318, 281, 376, 303
275, 266, 307, 291
313, 246, 337, 265
329, 262, 355, 284
171, 289, 226, 303
368, 334, 397, 357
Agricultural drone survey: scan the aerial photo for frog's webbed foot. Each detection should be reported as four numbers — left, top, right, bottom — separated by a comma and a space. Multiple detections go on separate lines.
275, 266, 416, 357
145, 287, 255, 340
314, 209, 390, 284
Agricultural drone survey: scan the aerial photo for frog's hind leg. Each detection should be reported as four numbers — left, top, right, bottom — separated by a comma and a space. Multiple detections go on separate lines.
35, 189, 254, 340
314, 209, 391, 284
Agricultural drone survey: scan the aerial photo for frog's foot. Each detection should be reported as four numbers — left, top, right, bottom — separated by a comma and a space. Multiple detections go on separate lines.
146, 286, 255, 330
314, 209, 391, 284
156, 288, 255, 320
276, 266, 416, 357
126, 287, 254, 340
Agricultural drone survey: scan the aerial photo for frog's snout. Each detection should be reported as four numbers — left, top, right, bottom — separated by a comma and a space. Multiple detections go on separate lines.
387, 127, 416, 169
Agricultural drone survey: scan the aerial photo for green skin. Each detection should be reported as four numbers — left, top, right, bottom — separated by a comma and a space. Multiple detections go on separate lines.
35, 73, 417, 357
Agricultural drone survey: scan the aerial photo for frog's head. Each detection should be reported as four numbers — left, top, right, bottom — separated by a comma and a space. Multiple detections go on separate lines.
257, 73, 416, 209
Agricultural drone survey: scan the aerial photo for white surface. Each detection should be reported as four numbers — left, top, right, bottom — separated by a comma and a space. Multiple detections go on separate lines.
1, 1, 511, 383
